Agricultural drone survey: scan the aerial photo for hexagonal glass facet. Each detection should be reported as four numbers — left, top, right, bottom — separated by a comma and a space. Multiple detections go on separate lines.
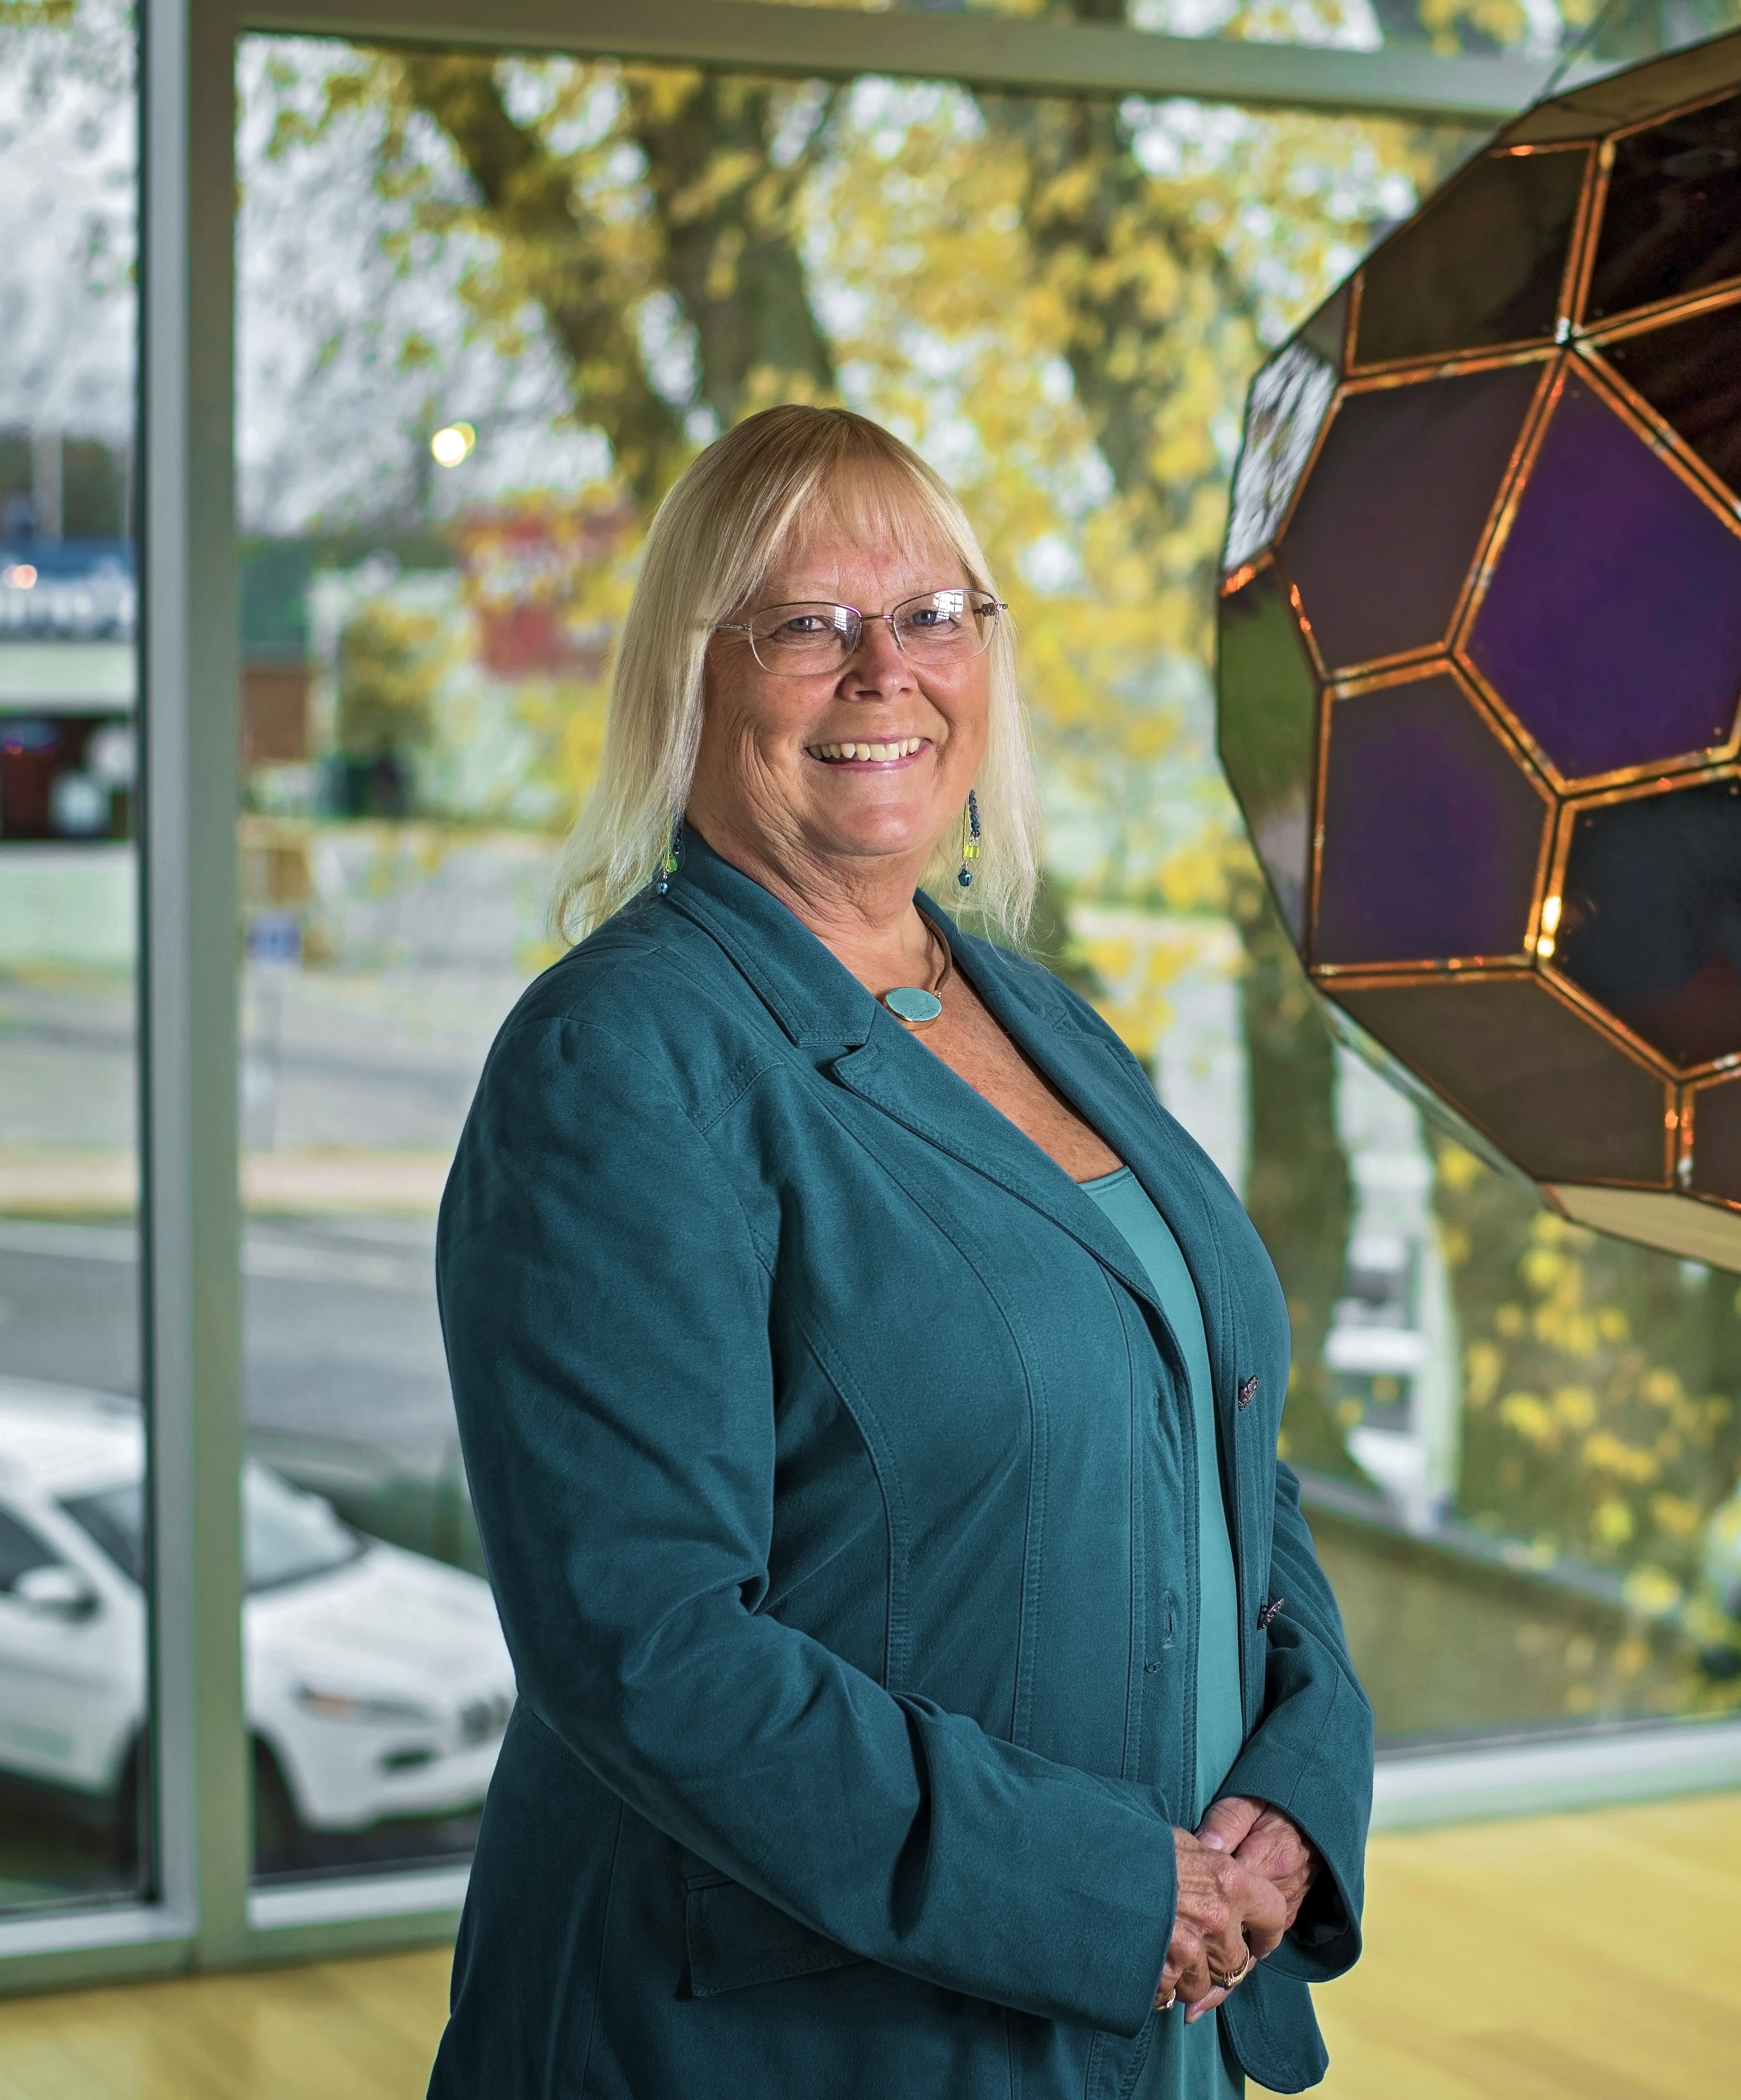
1334, 976, 1672, 1185
1602, 295, 1741, 501
1313, 674, 1547, 968
1559, 776, 1741, 1069
1282, 362, 1540, 676
1691, 1074, 1741, 1202
1217, 565, 1318, 942
1355, 146, 1589, 368
1467, 368, 1741, 780
1587, 90, 1741, 323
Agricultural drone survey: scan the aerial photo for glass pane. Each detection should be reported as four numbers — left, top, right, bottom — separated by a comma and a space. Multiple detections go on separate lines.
0, 1, 145, 1912
1314, 672, 1547, 968
1602, 293, 1741, 503
1353, 146, 1589, 369
1215, 565, 1317, 942
1586, 88, 1741, 324
1467, 366, 1741, 783
1220, 303, 1339, 573
1335, 975, 1672, 1186
1510, 0, 1741, 143
1281, 360, 1541, 674
231, 19, 1741, 1822
1558, 777, 1741, 1071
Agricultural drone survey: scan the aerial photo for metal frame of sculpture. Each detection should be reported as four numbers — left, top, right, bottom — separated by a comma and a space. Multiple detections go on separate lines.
1218, 29, 1741, 1271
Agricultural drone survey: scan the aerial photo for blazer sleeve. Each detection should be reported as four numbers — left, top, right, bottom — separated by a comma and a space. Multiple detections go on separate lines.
438, 1009, 1181, 2038
1215, 1461, 1374, 1984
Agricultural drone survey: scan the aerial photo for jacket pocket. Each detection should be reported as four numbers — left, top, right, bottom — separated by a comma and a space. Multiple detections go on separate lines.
684, 1872, 865, 1997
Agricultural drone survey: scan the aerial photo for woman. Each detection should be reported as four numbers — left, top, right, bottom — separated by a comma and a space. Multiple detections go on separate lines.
431, 406, 1372, 2100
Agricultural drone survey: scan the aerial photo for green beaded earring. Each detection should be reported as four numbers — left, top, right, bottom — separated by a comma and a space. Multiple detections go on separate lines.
654, 812, 684, 896
956, 789, 981, 893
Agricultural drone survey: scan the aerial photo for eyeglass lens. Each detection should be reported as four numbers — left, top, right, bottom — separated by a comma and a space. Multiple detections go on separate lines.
747, 591, 995, 671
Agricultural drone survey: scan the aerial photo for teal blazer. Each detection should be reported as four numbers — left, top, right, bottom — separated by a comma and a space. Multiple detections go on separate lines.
430, 834, 1373, 2100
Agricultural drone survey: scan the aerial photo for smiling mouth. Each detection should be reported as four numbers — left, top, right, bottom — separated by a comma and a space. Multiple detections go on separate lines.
807, 737, 928, 765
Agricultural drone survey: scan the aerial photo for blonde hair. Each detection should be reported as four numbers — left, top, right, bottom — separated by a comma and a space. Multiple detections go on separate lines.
550, 406, 1041, 944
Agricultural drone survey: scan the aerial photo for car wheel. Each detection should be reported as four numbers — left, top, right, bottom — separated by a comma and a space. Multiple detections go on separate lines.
251, 1737, 309, 1876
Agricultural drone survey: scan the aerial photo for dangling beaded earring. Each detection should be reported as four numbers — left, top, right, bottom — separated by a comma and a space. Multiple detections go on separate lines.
956, 789, 981, 893
654, 812, 684, 896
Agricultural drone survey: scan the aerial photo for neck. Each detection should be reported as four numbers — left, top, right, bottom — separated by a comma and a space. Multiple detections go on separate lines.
688, 817, 941, 993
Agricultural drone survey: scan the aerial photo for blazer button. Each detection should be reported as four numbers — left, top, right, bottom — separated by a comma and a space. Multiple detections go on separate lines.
1237, 1375, 1259, 1410
1258, 1597, 1284, 1629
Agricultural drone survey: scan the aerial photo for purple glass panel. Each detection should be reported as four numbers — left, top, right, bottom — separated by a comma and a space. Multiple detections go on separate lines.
1333, 977, 1670, 1184
1216, 568, 1318, 943
1356, 148, 1589, 368
1691, 1076, 1741, 1200
1587, 90, 1741, 323
1603, 297, 1741, 501
1467, 370, 1741, 780
1282, 363, 1539, 675
1314, 675, 1546, 967
1558, 778, 1741, 1069
1223, 340, 1337, 572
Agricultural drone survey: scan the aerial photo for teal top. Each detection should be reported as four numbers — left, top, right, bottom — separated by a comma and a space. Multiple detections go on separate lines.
1082, 1167, 1245, 2100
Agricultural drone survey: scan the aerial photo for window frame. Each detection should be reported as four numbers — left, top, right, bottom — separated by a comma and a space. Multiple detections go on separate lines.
2, 0, 1733, 1991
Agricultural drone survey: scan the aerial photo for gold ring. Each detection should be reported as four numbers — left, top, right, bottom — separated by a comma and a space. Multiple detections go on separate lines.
1208, 1950, 1256, 1992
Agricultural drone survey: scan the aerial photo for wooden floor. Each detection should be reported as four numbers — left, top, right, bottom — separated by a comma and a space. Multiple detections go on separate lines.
1, 1793, 1739, 2098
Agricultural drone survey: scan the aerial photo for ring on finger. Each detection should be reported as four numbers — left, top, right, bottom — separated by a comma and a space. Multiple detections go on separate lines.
1208, 1949, 1256, 1992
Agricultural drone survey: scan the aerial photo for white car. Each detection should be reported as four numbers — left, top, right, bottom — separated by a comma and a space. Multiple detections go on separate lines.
0, 1375, 515, 1838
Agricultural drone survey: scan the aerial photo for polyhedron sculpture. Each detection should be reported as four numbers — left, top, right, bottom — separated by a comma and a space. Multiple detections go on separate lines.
1217, 29, 1741, 1268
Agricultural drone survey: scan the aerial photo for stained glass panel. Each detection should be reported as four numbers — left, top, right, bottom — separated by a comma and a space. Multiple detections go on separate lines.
1221, 338, 1337, 575
1602, 296, 1741, 502
1215, 565, 1318, 943
1559, 777, 1741, 1071
1690, 1074, 1741, 1201
1314, 675, 1546, 968
1354, 148, 1588, 369
1282, 362, 1540, 675
1586, 90, 1741, 323
1467, 368, 1741, 782
1334, 977, 1671, 1186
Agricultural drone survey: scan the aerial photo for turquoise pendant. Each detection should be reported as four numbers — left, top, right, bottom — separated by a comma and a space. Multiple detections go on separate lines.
882, 985, 944, 1028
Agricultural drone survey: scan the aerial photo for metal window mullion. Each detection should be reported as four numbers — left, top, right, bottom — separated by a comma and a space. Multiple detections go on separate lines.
142, 0, 250, 1967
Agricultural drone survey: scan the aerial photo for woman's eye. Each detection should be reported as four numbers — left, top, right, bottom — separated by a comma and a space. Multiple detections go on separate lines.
775, 615, 827, 638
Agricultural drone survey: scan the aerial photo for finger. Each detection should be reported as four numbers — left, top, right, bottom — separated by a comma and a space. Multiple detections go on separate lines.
1183, 1985, 1228, 2025
1196, 1795, 1263, 1853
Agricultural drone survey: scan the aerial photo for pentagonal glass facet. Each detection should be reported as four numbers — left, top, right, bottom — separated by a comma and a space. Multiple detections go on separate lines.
1504, 29, 1741, 147
1282, 362, 1540, 675
1467, 368, 1741, 780
1313, 674, 1547, 968
1216, 565, 1319, 942
1558, 777, 1741, 1070
1602, 296, 1741, 501
1354, 147, 1589, 368
1587, 90, 1741, 322
1333, 976, 1672, 1185
1691, 1074, 1741, 1201
1222, 339, 1338, 573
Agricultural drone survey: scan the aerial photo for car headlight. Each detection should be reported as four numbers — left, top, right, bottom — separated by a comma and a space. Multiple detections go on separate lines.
293, 1684, 439, 1726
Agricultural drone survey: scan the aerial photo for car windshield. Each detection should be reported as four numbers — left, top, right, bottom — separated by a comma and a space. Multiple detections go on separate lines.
60, 1463, 365, 1594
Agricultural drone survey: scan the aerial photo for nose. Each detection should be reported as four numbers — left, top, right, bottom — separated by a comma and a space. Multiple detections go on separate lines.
841, 613, 912, 695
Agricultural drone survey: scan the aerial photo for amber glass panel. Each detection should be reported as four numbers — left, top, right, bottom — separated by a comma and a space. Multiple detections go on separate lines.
1587, 90, 1741, 323
1221, 337, 1337, 574
1505, 21, 1741, 147
1602, 297, 1741, 501
1691, 1075, 1741, 1200
1354, 148, 1588, 369
1559, 778, 1741, 1070
1467, 369, 1741, 782
1333, 977, 1670, 1185
1314, 675, 1546, 968
1281, 363, 1538, 676
1215, 567, 1318, 943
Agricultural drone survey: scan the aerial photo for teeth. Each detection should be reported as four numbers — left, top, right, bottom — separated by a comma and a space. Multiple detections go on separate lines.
810, 738, 925, 762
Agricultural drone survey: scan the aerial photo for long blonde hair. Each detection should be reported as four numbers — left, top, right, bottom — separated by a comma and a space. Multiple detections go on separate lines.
550, 406, 1041, 944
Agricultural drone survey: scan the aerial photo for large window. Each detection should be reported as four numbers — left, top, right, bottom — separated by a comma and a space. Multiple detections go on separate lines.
0, 0, 145, 1915
4, 0, 1740, 1977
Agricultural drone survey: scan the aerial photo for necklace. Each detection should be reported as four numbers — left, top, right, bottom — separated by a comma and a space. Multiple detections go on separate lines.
880, 922, 953, 1031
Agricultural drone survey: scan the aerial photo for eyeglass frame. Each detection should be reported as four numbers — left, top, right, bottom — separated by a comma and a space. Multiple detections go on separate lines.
711, 588, 1008, 675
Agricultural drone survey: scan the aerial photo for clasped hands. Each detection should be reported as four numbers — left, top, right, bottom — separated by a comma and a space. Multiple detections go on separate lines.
1155, 1796, 1320, 2024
